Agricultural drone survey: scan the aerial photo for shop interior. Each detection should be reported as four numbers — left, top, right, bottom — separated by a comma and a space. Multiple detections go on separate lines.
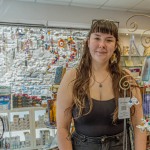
0, 0, 150, 149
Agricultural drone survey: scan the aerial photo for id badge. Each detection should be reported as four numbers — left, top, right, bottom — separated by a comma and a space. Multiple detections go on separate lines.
118, 97, 130, 119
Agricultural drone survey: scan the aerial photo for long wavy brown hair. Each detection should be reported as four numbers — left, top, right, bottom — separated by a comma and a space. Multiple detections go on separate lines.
72, 20, 135, 122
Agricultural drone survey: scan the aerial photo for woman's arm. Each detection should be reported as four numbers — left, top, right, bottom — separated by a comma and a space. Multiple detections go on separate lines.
131, 85, 147, 150
130, 81, 147, 150
124, 69, 147, 150
56, 69, 76, 150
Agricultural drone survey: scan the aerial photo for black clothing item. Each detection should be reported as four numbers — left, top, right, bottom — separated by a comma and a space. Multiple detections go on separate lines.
71, 131, 131, 150
72, 98, 124, 137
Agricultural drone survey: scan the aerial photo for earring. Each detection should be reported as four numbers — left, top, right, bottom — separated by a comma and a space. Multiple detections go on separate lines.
111, 53, 117, 64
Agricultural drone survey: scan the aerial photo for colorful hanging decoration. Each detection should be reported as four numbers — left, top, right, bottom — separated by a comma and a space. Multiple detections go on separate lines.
47, 30, 51, 35
69, 50, 77, 61
41, 35, 44, 40
67, 36, 77, 61
136, 118, 150, 132
51, 51, 60, 64
127, 96, 139, 108
45, 28, 51, 50
50, 37, 54, 53
67, 36, 75, 50
58, 38, 66, 48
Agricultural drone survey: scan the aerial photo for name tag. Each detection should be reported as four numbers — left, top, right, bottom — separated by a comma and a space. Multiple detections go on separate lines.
118, 97, 130, 119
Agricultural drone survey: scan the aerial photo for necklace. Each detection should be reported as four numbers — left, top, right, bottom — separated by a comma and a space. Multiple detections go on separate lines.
93, 73, 109, 100
94, 73, 109, 87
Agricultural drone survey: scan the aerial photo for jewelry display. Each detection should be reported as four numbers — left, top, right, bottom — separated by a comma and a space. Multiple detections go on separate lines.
119, 74, 138, 150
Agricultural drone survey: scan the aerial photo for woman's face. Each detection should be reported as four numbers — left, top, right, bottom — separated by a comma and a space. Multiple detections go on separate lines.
88, 32, 116, 64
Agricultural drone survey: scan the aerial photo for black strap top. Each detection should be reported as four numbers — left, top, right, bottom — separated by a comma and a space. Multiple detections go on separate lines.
72, 98, 124, 137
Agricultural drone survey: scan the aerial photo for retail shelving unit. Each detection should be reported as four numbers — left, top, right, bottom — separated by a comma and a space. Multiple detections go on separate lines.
0, 107, 57, 150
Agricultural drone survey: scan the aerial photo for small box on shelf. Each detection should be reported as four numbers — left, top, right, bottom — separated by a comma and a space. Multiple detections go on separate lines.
47, 99, 56, 128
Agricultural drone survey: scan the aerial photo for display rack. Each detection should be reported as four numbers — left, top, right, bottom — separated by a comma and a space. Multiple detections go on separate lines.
126, 14, 150, 149
0, 107, 57, 150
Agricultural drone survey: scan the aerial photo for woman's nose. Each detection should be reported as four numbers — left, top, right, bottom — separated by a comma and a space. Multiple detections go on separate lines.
98, 40, 106, 48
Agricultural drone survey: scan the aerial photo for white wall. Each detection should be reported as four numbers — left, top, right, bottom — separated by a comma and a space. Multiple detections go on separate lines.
0, 0, 150, 30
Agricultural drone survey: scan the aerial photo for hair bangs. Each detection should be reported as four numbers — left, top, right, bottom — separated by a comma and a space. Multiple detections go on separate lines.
91, 20, 118, 39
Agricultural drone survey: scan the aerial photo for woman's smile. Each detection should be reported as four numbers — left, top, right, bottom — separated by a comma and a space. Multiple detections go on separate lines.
95, 51, 107, 56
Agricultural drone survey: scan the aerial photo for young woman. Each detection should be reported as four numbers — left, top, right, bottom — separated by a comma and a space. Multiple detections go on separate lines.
56, 19, 147, 150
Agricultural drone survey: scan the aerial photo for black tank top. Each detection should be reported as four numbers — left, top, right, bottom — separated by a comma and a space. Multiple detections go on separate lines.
72, 97, 124, 137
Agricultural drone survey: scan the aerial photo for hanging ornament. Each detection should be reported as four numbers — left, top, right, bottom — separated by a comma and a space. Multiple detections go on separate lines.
136, 118, 150, 132
41, 35, 44, 40
50, 37, 54, 53
47, 30, 51, 35
58, 38, 66, 48
67, 37, 74, 45
45, 43, 50, 50
127, 96, 139, 108
62, 54, 66, 59
67, 36, 77, 53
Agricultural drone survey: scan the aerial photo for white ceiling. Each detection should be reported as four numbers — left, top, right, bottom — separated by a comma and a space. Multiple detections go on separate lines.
16, 0, 150, 13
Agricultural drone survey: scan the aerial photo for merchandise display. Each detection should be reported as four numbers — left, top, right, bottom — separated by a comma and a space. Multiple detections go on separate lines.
0, 25, 88, 108
0, 107, 58, 150
0, 24, 88, 150
47, 99, 56, 126
141, 57, 150, 81
0, 86, 11, 111
138, 58, 150, 133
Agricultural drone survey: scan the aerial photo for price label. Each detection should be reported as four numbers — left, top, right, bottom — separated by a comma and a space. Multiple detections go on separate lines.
118, 97, 130, 119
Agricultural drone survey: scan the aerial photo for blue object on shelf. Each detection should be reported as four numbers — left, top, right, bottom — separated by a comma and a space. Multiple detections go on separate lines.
54, 66, 63, 84
141, 56, 150, 81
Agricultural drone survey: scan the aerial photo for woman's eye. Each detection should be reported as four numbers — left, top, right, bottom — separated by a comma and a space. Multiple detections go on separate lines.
94, 38, 100, 40
106, 39, 113, 42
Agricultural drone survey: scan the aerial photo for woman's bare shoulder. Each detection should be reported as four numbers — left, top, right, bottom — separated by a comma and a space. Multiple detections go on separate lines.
59, 68, 77, 87
65, 68, 77, 76
57, 68, 77, 105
